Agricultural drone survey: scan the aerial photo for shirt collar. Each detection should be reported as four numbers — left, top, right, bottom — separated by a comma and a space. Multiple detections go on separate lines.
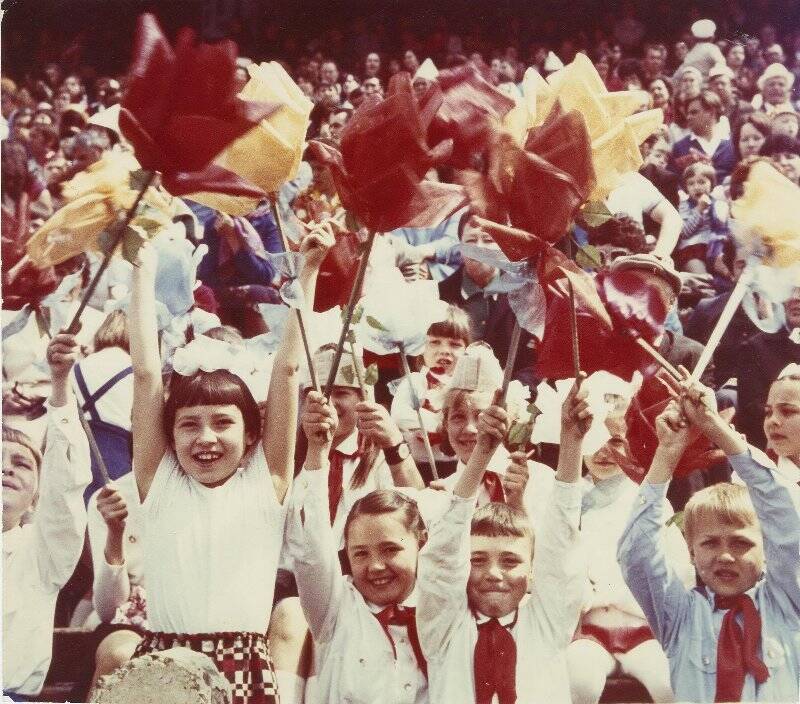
581, 473, 630, 512
701, 581, 761, 608
3, 525, 23, 555
689, 130, 722, 156
473, 604, 521, 627
460, 272, 499, 301
335, 428, 360, 456
776, 455, 800, 484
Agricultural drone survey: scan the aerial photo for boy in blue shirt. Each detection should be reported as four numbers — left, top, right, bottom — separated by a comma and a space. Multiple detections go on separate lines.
618, 378, 799, 703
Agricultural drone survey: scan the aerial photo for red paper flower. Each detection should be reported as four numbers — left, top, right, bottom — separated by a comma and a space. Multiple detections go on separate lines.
428, 64, 516, 169
119, 13, 277, 197
461, 104, 596, 260
313, 230, 363, 312
309, 74, 466, 232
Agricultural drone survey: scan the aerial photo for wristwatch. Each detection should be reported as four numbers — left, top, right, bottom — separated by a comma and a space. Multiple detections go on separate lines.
383, 441, 411, 465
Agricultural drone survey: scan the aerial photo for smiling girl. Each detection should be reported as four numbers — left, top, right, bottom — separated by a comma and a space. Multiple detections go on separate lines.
127, 229, 331, 704
289, 390, 429, 704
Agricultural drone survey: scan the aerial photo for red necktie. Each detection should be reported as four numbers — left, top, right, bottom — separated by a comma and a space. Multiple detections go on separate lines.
375, 604, 427, 678
474, 617, 517, 704
482, 471, 506, 503
714, 594, 770, 702
422, 369, 444, 413
328, 448, 357, 524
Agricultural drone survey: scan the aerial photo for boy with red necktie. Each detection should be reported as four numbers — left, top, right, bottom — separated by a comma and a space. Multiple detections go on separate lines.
618, 377, 800, 703
416, 376, 591, 703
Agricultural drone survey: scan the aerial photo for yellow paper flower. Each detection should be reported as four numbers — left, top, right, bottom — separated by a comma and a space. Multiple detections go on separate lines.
214, 61, 313, 195
502, 68, 539, 145
731, 161, 800, 268
27, 151, 173, 267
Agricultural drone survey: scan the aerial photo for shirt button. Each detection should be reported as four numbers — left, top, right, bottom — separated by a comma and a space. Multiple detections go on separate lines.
404, 683, 412, 691
359, 658, 365, 665
702, 656, 710, 666
61, 417, 69, 424
400, 638, 406, 644
128, 535, 137, 544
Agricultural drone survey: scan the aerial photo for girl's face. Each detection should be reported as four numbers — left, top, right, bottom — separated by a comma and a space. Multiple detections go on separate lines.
727, 45, 745, 67
765, 379, 800, 461
423, 335, 466, 374
347, 511, 421, 606
329, 387, 361, 442
738, 122, 766, 158
173, 404, 254, 485
584, 435, 627, 481
685, 173, 713, 200
446, 392, 492, 464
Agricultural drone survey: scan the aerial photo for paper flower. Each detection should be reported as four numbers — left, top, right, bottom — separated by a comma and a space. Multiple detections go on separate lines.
427, 63, 516, 168
26, 152, 174, 267
501, 68, 540, 145
358, 279, 450, 356
309, 73, 466, 232
731, 160, 800, 268
118, 13, 277, 198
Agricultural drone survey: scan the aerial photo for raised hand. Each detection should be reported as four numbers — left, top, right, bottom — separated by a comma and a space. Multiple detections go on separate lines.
299, 222, 338, 271
477, 401, 509, 454
654, 399, 698, 454
356, 401, 403, 450
561, 373, 592, 439
503, 451, 529, 512
96, 484, 128, 535
302, 390, 339, 456
46, 333, 81, 385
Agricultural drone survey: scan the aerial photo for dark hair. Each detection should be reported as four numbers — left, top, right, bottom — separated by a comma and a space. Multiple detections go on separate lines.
471, 502, 533, 547
344, 489, 426, 545
164, 370, 261, 448
732, 112, 771, 159
759, 133, 800, 158
426, 304, 471, 347
617, 58, 644, 84
728, 155, 775, 200
648, 74, 674, 98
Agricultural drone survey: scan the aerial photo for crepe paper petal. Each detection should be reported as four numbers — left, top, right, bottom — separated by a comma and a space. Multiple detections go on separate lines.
214, 61, 313, 194
740, 263, 799, 332
313, 230, 364, 312
119, 13, 278, 181
168, 163, 267, 210
530, 376, 612, 454
625, 108, 665, 145
454, 243, 528, 275
428, 63, 516, 168
731, 161, 800, 268
508, 278, 547, 339
599, 91, 650, 124
279, 278, 306, 309
589, 120, 643, 200
358, 279, 449, 356
501, 67, 540, 145
471, 216, 550, 263
399, 180, 468, 230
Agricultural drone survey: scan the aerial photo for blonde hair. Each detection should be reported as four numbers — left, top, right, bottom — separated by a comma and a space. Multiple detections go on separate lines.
438, 388, 494, 456
2, 425, 42, 472
93, 309, 129, 353
683, 482, 759, 543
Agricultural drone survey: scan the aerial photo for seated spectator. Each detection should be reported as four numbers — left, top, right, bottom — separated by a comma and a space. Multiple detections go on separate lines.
752, 62, 797, 115
771, 107, 800, 139
759, 133, 800, 185
671, 90, 737, 182
731, 111, 771, 163
707, 63, 753, 136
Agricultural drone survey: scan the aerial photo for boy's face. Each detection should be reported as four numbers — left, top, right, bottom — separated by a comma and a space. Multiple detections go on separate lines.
468, 534, 532, 617
2, 441, 39, 527
423, 335, 466, 374
689, 515, 764, 597
686, 173, 712, 200
347, 511, 420, 606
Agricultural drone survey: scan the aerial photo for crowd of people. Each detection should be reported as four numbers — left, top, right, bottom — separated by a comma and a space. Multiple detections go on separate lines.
2, 3, 800, 704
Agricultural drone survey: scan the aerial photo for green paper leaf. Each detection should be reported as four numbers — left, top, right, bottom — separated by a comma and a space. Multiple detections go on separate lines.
350, 304, 364, 325
134, 215, 167, 238
665, 511, 684, 531
34, 307, 51, 338
346, 329, 357, 344
364, 363, 379, 386
340, 365, 355, 385
129, 168, 152, 192
505, 419, 534, 450
576, 244, 602, 270
366, 315, 389, 332
580, 201, 614, 228
121, 226, 147, 264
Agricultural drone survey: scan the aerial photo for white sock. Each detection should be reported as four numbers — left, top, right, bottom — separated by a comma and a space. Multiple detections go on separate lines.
275, 670, 305, 704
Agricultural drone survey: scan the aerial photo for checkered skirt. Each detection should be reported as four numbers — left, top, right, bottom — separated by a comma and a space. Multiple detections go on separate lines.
133, 630, 280, 704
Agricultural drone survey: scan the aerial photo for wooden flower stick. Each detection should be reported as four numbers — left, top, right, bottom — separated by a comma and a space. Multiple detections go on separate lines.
397, 340, 439, 480
66, 170, 156, 334
348, 339, 367, 396
498, 321, 522, 405
635, 337, 682, 382
324, 231, 376, 397
77, 403, 111, 485
270, 194, 319, 391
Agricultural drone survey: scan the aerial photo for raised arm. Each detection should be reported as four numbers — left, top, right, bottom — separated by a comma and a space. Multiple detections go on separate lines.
617, 401, 695, 651
650, 199, 682, 260
287, 391, 345, 642
263, 230, 333, 503
453, 397, 509, 499
129, 242, 166, 502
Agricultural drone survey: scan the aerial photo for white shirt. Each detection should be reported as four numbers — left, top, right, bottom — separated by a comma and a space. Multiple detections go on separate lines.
3, 401, 91, 696
417, 482, 584, 704
71, 346, 134, 431
87, 472, 144, 623
438, 451, 555, 538
605, 171, 664, 227
142, 444, 286, 633
287, 468, 428, 704
578, 475, 693, 626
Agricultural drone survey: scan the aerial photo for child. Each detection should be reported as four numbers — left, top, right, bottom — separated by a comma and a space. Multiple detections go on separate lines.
676, 162, 730, 276
390, 304, 471, 481
287, 389, 429, 703
416, 375, 591, 703
3, 333, 91, 700
127, 228, 332, 704
568, 400, 693, 704
436, 342, 554, 534
618, 379, 800, 703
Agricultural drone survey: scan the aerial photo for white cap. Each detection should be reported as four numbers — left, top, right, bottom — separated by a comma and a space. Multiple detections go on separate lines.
708, 64, 735, 80
87, 104, 121, 136
757, 62, 795, 91
691, 19, 716, 40
448, 342, 502, 394
414, 58, 439, 82
543, 51, 564, 73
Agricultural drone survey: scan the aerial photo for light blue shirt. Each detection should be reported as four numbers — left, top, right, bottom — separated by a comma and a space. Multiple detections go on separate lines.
617, 450, 800, 703
388, 207, 464, 281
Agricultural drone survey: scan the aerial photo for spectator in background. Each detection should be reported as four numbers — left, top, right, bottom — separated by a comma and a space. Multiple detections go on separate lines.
725, 41, 758, 100
772, 106, 800, 139
753, 62, 797, 114
617, 58, 644, 90
648, 75, 673, 123
362, 75, 383, 99
707, 63, 753, 135
759, 133, 800, 184
363, 51, 381, 79
675, 19, 725, 78
732, 111, 772, 161
642, 42, 668, 84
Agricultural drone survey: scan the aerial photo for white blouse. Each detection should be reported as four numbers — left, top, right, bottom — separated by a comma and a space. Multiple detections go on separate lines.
142, 444, 287, 634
